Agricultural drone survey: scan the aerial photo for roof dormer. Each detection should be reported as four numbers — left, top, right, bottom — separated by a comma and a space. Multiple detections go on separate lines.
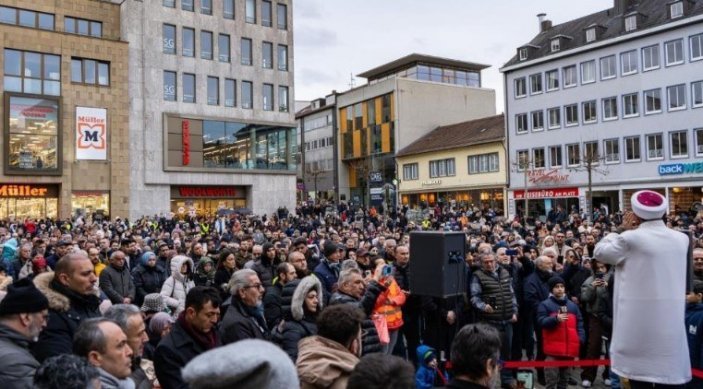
584, 24, 607, 43
550, 34, 573, 52
517, 44, 540, 61
667, 0, 688, 19
623, 11, 646, 32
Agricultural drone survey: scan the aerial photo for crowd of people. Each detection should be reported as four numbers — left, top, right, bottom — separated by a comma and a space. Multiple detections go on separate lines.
0, 199, 700, 388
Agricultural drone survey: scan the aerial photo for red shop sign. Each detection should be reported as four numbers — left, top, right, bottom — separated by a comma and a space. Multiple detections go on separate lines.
513, 187, 579, 200
182, 120, 190, 166
178, 186, 240, 198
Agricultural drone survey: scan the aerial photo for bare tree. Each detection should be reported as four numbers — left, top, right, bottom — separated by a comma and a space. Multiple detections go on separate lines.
304, 165, 323, 201
511, 153, 533, 223
568, 146, 609, 222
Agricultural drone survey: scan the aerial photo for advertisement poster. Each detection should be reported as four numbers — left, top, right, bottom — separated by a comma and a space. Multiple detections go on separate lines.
76, 107, 107, 160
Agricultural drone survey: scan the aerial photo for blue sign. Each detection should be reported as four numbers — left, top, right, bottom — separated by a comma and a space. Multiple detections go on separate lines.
659, 162, 703, 176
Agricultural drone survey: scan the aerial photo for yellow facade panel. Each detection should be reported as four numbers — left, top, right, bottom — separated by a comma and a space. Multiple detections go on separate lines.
382, 123, 391, 153
353, 130, 361, 157
339, 108, 347, 133
375, 98, 382, 125
362, 102, 368, 128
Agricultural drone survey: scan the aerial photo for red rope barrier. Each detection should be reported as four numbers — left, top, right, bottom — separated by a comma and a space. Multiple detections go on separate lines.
502, 360, 703, 381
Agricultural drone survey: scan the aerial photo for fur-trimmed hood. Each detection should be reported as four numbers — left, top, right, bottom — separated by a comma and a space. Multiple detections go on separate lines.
170, 255, 194, 282
33, 272, 71, 312
0, 275, 12, 291
291, 275, 323, 321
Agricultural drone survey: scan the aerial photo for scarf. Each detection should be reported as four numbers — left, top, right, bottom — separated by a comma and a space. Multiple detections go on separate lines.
242, 300, 268, 334
177, 311, 219, 350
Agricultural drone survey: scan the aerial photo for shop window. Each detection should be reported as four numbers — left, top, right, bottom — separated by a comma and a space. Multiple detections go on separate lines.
5, 95, 60, 175
72, 192, 109, 219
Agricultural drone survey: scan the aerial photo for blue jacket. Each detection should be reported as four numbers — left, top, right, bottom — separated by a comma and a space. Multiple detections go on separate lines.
686, 303, 703, 370
415, 344, 446, 389
313, 258, 338, 302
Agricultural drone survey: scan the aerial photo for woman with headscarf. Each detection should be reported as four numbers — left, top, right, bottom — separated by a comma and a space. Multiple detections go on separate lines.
194, 256, 216, 287
276, 275, 323, 360
144, 312, 174, 361
133, 251, 168, 306
160, 255, 195, 315
215, 249, 237, 300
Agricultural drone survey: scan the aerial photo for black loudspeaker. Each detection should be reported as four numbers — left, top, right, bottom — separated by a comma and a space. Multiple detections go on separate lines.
409, 231, 466, 298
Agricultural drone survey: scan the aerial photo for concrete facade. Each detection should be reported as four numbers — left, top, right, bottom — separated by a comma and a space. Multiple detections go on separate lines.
502, 7, 703, 219
296, 94, 336, 200
121, 0, 296, 219
0, 0, 130, 220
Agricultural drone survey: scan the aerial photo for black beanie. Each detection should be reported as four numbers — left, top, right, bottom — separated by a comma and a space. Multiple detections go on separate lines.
0, 278, 49, 315
548, 276, 566, 291
323, 241, 340, 257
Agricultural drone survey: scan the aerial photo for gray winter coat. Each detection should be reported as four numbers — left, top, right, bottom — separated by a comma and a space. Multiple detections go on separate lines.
100, 264, 136, 304
0, 323, 39, 388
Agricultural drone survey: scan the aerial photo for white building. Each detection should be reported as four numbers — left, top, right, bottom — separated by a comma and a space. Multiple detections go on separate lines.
502, 0, 703, 220
121, 0, 296, 219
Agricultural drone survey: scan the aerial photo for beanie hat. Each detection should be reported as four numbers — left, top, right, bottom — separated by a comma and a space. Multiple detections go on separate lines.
631, 190, 667, 220
32, 256, 48, 274
182, 339, 298, 389
548, 276, 565, 291
323, 241, 341, 257
141, 293, 168, 313
0, 278, 49, 315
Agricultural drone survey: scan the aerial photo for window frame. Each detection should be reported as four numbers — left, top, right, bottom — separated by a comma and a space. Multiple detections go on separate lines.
665, 39, 684, 66
532, 148, 546, 169
3, 49, 61, 96
667, 84, 687, 112
693, 80, 703, 108
620, 50, 638, 76
531, 110, 544, 132
586, 28, 596, 43
207, 76, 219, 106
218, 34, 231, 62
547, 107, 561, 129
584, 141, 600, 165
545, 69, 559, 91
278, 85, 289, 112
182, 27, 195, 57
622, 93, 639, 118
163, 70, 177, 101
642, 44, 661, 71
602, 97, 618, 121
582, 100, 597, 124
468, 153, 500, 175
646, 133, 664, 161
261, 0, 272, 27
566, 143, 580, 167
429, 158, 456, 178
183, 73, 196, 103
551, 39, 560, 52
670, 130, 689, 159
245, 0, 256, 24
691, 33, 703, 62
515, 113, 528, 134
64, 16, 101, 37
201, 0, 213, 15
277, 3, 288, 30
277, 44, 288, 71
670, 1, 684, 19
562, 65, 577, 88
516, 150, 529, 170
603, 138, 620, 164
580, 60, 596, 84
529, 73, 543, 95
695, 128, 703, 157
241, 80, 253, 109
565, 104, 579, 127
262, 83, 274, 111
71, 57, 110, 86
224, 78, 236, 107
514, 77, 527, 98
402, 163, 419, 180
624, 135, 641, 162
600, 55, 617, 80
643, 88, 662, 115
200, 30, 213, 60
549, 145, 562, 168
241, 38, 253, 66
162, 23, 176, 55
625, 15, 637, 32
223, 0, 235, 19
262, 41, 273, 69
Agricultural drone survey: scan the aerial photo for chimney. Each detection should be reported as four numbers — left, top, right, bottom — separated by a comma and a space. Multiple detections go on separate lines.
537, 13, 552, 32
614, 0, 633, 15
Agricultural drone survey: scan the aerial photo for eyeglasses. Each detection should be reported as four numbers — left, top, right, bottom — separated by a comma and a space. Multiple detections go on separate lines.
244, 283, 264, 290
694, 258, 703, 262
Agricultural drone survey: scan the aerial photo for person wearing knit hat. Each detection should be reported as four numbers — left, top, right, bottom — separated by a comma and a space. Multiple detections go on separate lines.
182, 339, 298, 389
595, 190, 691, 386
0, 278, 50, 387
314, 240, 344, 299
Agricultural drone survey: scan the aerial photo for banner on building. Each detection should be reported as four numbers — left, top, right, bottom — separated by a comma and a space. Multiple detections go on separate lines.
76, 107, 107, 160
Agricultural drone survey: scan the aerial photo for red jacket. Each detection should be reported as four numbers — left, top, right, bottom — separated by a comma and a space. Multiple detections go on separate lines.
537, 296, 585, 358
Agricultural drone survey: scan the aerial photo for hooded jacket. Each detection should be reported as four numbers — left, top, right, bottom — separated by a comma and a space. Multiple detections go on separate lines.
160, 256, 195, 315
278, 276, 322, 360
415, 344, 446, 389
296, 335, 359, 389
32, 272, 102, 362
537, 294, 585, 358
193, 257, 215, 287
0, 323, 39, 388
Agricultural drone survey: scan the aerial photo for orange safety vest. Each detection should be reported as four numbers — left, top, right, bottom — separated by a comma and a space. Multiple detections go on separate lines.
374, 279, 406, 330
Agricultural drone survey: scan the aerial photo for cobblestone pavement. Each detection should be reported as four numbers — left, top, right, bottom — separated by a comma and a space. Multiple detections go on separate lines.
526, 367, 611, 389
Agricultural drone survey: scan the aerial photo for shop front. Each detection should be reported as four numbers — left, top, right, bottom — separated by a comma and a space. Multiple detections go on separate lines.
508, 187, 586, 222
170, 185, 247, 217
72, 191, 110, 220
401, 186, 504, 211
0, 183, 59, 220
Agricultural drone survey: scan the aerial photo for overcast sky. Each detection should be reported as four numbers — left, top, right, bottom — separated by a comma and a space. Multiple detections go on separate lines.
293, 0, 613, 112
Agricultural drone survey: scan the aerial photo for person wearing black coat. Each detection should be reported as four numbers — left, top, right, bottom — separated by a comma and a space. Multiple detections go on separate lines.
263, 262, 296, 329
219, 269, 269, 345
275, 275, 322, 360
251, 242, 278, 287
329, 267, 386, 355
214, 250, 236, 300
132, 252, 168, 306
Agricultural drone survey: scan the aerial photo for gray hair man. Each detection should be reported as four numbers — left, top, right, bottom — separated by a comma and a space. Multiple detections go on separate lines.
220, 269, 268, 344
73, 317, 134, 389
104, 304, 152, 388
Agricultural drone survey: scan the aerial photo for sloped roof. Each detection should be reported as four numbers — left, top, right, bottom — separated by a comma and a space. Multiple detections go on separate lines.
503, 0, 703, 68
396, 114, 504, 157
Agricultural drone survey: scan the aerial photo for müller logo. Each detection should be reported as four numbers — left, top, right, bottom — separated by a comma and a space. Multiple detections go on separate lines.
0, 185, 48, 197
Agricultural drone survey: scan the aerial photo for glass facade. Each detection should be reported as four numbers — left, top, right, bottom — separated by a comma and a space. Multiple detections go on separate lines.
5, 95, 60, 174
370, 64, 481, 87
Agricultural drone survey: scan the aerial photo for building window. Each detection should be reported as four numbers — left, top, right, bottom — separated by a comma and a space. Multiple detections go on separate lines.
647, 133, 664, 160
277, 3, 288, 30
245, 0, 256, 23
546, 69, 559, 91
586, 28, 596, 43
584, 141, 599, 163
468, 153, 499, 174
696, 129, 703, 156
225, 79, 236, 107
516, 150, 529, 170
277, 44, 288, 71
242, 81, 253, 109
64, 16, 100, 37
182, 0, 194, 11
642, 44, 660, 71
429, 158, 455, 178
262, 41, 273, 69
563, 65, 577, 88
548, 107, 561, 129
163, 24, 176, 54
5, 96, 60, 174
201, 0, 212, 14
551, 39, 560, 52
665, 39, 684, 66
514, 77, 526, 98
278, 86, 289, 112
241, 38, 252, 65
3, 49, 60, 96
625, 15, 637, 32
567, 144, 580, 166
580, 60, 595, 84
644, 88, 662, 114
403, 163, 419, 180
623, 93, 639, 118
670, 130, 688, 158
565, 104, 578, 126
519, 48, 528, 61
224, 0, 235, 19
163, 0, 175, 7
621, 50, 638, 75
183, 27, 194, 57
671, 1, 684, 19
693, 81, 703, 108
668, 84, 686, 111
207, 76, 219, 105
533, 148, 545, 169
549, 145, 562, 168
163, 71, 176, 101
582, 100, 597, 124
600, 55, 616, 79
531, 110, 544, 131
217, 34, 230, 62
604, 139, 619, 163
692, 34, 703, 61
529, 73, 542, 95
183, 73, 195, 103
71, 58, 109, 86
263, 83, 274, 111
516, 113, 528, 134
262, 1, 272, 27
201, 31, 213, 60
625, 136, 641, 162
602, 97, 618, 120
0, 6, 54, 30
